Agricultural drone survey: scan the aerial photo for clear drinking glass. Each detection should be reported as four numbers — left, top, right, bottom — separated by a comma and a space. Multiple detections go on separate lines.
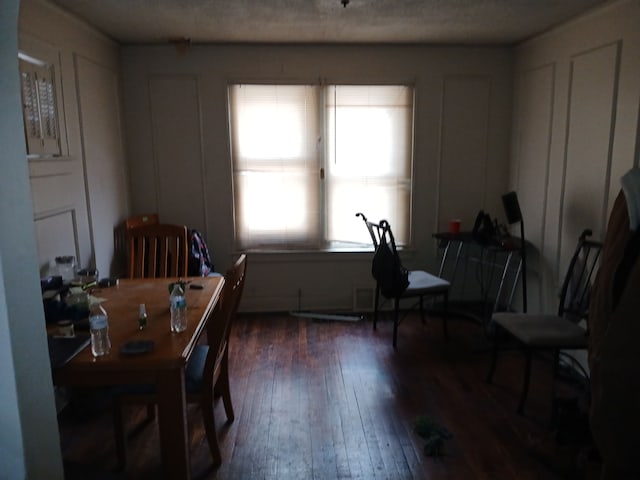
55, 255, 77, 282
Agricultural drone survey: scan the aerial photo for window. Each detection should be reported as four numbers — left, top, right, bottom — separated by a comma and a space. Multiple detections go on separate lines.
19, 53, 62, 157
229, 84, 413, 250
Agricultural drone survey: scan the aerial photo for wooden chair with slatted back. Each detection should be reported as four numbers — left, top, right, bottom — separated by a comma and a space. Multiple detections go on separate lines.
127, 223, 189, 278
124, 213, 160, 230
114, 214, 160, 276
114, 254, 248, 468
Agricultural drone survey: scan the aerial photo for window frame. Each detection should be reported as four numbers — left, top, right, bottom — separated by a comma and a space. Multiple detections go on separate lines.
228, 82, 415, 252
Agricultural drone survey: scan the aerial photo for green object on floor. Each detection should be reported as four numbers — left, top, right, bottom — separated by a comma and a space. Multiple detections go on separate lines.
423, 434, 445, 457
414, 415, 452, 457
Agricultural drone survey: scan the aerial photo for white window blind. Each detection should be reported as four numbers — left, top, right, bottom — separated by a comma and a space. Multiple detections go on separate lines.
229, 84, 414, 250
229, 85, 321, 249
325, 85, 413, 246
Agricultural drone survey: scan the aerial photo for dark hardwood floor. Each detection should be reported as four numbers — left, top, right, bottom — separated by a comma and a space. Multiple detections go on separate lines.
59, 311, 600, 479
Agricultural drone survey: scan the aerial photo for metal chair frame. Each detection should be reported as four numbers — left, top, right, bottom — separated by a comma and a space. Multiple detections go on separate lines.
357, 213, 450, 348
486, 229, 602, 414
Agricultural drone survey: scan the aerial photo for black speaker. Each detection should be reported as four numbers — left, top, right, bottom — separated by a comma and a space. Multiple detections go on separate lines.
502, 191, 522, 225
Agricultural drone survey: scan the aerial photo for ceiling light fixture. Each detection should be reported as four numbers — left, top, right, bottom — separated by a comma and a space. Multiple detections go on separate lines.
341, 0, 349, 7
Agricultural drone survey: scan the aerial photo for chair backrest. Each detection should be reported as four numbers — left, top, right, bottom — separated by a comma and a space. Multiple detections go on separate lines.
557, 229, 603, 322
357, 214, 411, 297
356, 212, 384, 249
204, 254, 247, 385
114, 214, 160, 276
356, 213, 403, 254
124, 213, 159, 230
127, 224, 189, 278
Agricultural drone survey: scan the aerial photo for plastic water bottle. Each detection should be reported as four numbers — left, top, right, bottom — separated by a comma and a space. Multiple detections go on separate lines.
89, 302, 111, 357
170, 283, 187, 333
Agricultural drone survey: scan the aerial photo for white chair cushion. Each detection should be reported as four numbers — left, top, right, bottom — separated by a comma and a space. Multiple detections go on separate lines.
492, 312, 588, 348
402, 270, 450, 297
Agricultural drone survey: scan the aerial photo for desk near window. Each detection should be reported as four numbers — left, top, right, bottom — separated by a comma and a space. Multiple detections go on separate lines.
50, 276, 224, 480
433, 231, 525, 326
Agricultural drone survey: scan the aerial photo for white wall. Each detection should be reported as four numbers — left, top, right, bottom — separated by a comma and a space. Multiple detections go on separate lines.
121, 44, 514, 312
0, 0, 129, 475
19, 0, 130, 279
19, 1, 635, 316
0, 0, 64, 477
4, 0, 635, 473
510, 0, 640, 313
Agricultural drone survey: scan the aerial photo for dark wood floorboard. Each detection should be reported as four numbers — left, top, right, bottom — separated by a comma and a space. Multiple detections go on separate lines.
58, 311, 600, 479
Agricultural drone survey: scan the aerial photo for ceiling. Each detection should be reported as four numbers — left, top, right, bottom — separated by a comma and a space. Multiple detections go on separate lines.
49, 0, 610, 46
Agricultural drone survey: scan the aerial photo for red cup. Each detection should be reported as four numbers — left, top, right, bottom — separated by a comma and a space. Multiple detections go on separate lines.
448, 219, 461, 234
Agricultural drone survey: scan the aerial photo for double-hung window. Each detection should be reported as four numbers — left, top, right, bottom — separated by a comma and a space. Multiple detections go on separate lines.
229, 83, 413, 250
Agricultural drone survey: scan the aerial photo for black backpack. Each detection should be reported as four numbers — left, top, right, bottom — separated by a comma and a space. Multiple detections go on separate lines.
371, 220, 409, 298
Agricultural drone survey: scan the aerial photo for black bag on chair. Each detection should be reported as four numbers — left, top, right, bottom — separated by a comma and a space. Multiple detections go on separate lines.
371, 221, 409, 298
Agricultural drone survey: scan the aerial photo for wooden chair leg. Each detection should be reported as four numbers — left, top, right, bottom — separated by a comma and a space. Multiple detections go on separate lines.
486, 339, 498, 383
113, 400, 127, 470
392, 298, 400, 349
218, 354, 235, 422
145, 403, 156, 422
517, 349, 533, 414
550, 349, 561, 426
201, 395, 222, 466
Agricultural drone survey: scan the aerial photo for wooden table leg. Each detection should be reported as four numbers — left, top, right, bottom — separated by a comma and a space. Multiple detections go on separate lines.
157, 366, 190, 479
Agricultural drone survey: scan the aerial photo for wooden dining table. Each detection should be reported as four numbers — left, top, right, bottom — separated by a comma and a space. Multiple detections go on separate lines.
51, 275, 225, 479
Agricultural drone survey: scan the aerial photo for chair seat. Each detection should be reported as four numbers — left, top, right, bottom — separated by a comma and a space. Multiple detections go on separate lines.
402, 270, 450, 297
184, 345, 209, 392
492, 312, 588, 348
113, 345, 209, 396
